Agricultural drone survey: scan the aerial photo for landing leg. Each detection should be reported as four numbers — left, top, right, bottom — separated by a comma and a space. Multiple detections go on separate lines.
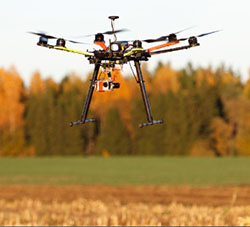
69, 63, 100, 126
134, 60, 163, 128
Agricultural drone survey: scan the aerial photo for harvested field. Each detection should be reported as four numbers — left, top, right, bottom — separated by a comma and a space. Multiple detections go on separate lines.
0, 185, 250, 225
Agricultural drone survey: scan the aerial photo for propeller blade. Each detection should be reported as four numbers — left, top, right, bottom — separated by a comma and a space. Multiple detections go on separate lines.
197, 29, 222, 37
142, 38, 162, 43
102, 28, 129, 35
66, 39, 89, 45
178, 38, 188, 41
28, 31, 89, 45
74, 29, 129, 38
28, 31, 57, 39
142, 26, 195, 43
178, 29, 221, 42
175, 26, 196, 34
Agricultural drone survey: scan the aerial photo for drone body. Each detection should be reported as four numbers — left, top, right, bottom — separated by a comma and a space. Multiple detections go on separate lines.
29, 16, 220, 128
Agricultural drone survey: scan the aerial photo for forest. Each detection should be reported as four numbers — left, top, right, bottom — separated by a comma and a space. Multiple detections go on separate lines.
1, 62, 250, 157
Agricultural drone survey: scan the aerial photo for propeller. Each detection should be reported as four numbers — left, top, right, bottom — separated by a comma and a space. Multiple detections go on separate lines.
28, 31, 89, 44
178, 29, 222, 41
142, 26, 195, 43
74, 28, 129, 38
28, 31, 57, 39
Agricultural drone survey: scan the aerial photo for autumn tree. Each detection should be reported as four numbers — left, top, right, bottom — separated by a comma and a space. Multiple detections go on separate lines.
2, 63, 250, 157
0, 67, 28, 156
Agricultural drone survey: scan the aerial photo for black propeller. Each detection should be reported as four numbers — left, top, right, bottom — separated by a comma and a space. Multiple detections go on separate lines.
28, 31, 57, 39
142, 26, 195, 43
178, 30, 222, 41
28, 31, 88, 44
74, 28, 129, 38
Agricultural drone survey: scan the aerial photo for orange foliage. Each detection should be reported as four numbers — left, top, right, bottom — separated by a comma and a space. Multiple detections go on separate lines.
0, 67, 25, 131
196, 68, 215, 87
30, 72, 60, 95
220, 71, 240, 84
242, 78, 250, 99
153, 64, 179, 94
227, 99, 250, 156
44, 77, 59, 92
210, 117, 234, 156
62, 73, 85, 94
29, 72, 45, 95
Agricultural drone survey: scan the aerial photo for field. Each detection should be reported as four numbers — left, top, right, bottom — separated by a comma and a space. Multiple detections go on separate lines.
1, 156, 250, 185
0, 157, 250, 225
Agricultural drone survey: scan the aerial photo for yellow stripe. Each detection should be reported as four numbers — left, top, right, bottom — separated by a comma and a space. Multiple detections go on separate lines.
54, 46, 94, 56
124, 48, 145, 57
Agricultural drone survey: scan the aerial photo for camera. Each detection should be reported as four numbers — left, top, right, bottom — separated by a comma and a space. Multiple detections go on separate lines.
95, 80, 120, 92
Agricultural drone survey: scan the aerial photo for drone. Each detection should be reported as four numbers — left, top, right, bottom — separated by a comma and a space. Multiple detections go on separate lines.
29, 16, 220, 128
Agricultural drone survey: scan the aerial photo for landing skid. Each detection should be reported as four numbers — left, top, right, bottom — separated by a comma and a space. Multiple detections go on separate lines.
69, 119, 96, 127
139, 120, 164, 128
70, 60, 163, 128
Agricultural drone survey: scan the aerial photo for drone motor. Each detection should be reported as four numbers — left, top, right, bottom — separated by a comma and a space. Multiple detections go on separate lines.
94, 33, 105, 42
37, 36, 48, 46
133, 40, 142, 48
168, 33, 177, 42
56, 38, 66, 47
188, 36, 198, 46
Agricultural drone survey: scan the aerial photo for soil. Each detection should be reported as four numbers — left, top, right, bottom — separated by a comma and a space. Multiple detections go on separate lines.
0, 185, 250, 206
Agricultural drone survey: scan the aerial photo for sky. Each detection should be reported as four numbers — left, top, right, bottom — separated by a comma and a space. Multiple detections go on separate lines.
1, 0, 250, 85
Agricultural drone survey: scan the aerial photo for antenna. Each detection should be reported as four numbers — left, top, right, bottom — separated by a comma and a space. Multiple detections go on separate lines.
108, 16, 119, 41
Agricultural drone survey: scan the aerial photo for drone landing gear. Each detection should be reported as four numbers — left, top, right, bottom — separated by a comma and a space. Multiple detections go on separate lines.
139, 120, 164, 128
134, 61, 163, 128
69, 63, 100, 127
70, 61, 163, 128
69, 119, 96, 127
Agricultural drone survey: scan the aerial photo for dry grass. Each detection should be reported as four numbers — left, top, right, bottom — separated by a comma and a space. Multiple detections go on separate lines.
0, 198, 250, 226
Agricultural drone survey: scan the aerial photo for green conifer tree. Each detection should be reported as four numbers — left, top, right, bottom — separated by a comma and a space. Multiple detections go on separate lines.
96, 107, 132, 155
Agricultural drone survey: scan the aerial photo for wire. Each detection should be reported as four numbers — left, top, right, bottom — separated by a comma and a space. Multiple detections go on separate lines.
129, 61, 138, 83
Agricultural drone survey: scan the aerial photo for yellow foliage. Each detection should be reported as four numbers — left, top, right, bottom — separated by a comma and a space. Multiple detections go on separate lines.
196, 68, 215, 87
236, 133, 250, 156
62, 73, 85, 94
242, 78, 250, 99
30, 72, 59, 95
224, 99, 250, 155
44, 77, 59, 92
225, 99, 250, 130
0, 129, 27, 156
221, 71, 240, 85
0, 67, 25, 131
153, 64, 179, 94
29, 71, 45, 95
210, 117, 234, 156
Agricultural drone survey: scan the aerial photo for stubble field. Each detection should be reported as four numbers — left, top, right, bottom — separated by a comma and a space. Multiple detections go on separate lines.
1, 185, 250, 225
0, 157, 250, 225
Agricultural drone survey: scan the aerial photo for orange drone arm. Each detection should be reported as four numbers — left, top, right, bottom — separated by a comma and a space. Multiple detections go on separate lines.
147, 41, 180, 52
94, 42, 107, 50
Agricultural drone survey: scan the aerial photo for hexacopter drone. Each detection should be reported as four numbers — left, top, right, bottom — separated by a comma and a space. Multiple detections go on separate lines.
29, 16, 220, 128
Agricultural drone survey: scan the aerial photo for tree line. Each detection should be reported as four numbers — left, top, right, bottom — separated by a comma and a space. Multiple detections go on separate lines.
1, 62, 250, 156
